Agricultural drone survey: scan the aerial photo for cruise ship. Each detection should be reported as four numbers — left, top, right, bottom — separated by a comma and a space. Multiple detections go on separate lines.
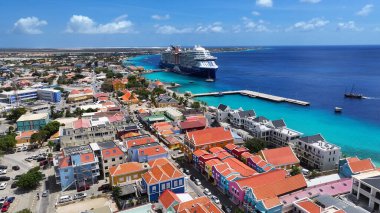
159, 45, 218, 79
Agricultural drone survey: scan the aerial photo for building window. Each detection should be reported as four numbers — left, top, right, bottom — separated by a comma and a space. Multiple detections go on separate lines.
105, 166, 108, 170
166, 182, 170, 189
179, 179, 183, 186
152, 186, 156, 192
104, 160, 108, 163
161, 183, 166, 190
112, 158, 115, 162
119, 156, 123, 160
173, 180, 178, 187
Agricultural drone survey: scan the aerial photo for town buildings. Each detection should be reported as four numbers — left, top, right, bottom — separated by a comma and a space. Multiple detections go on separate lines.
16, 112, 49, 131
109, 162, 149, 186
67, 88, 94, 103
339, 157, 376, 178
141, 158, 186, 202
294, 134, 341, 171
351, 170, 380, 212
259, 146, 300, 170
92, 141, 126, 178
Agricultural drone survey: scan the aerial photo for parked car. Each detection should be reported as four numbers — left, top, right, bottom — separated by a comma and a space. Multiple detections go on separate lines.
0, 197, 6, 204
73, 192, 87, 200
190, 175, 196, 181
36, 157, 47, 162
0, 166, 7, 170
0, 183, 7, 190
183, 169, 190, 175
0, 177, 10, 181
25, 158, 32, 162
211, 195, 220, 204
42, 190, 49, 197
77, 185, 90, 192
0, 170, 6, 175
222, 205, 232, 213
195, 179, 201, 186
6, 197, 14, 203
11, 166, 20, 171
98, 184, 111, 192
59, 195, 72, 203
1, 204, 9, 212
203, 188, 211, 196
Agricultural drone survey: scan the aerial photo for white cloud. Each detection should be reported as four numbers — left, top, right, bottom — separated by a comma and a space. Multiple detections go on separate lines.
151, 14, 170, 20
242, 17, 270, 32
232, 25, 241, 33
66, 15, 134, 34
12, 17, 47, 34
256, 0, 272, 8
356, 4, 374, 16
252, 11, 260, 16
287, 18, 329, 31
300, 0, 321, 3
155, 25, 192, 34
337, 21, 362, 31
195, 22, 224, 33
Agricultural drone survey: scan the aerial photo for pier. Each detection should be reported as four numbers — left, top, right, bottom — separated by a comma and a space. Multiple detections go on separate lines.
192, 90, 310, 106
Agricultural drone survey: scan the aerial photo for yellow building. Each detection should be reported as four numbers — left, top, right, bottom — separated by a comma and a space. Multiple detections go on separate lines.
109, 162, 149, 186
67, 88, 94, 103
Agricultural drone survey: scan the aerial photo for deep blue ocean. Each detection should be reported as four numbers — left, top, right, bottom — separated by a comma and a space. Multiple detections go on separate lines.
126, 46, 380, 165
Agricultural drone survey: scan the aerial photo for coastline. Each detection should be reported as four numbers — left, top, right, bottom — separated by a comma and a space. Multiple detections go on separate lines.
126, 54, 380, 166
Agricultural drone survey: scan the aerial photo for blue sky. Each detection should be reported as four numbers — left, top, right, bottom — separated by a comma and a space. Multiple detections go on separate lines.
0, 0, 379, 48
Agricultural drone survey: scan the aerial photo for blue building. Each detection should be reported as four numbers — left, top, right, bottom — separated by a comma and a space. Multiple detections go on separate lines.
0, 88, 61, 104
141, 158, 185, 202
16, 113, 50, 132
37, 88, 61, 103
54, 146, 100, 191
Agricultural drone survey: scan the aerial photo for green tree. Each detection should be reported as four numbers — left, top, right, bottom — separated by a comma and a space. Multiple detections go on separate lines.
30, 130, 49, 147
106, 71, 115, 79
54, 87, 64, 93
244, 138, 267, 154
115, 73, 123, 79
47, 141, 55, 152
101, 80, 114, 92
0, 134, 17, 152
16, 167, 43, 190
290, 166, 301, 176
43, 121, 60, 135
191, 102, 201, 109
6, 107, 27, 122
112, 186, 122, 199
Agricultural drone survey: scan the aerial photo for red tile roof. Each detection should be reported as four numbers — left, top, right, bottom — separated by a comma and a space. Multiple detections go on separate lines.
101, 147, 124, 159
80, 153, 95, 164
126, 136, 156, 148
260, 147, 299, 167
174, 196, 223, 213
193, 150, 210, 158
16, 130, 37, 139
235, 169, 287, 190
209, 147, 226, 154
159, 190, 180, 209
224, 143, 238, 151
73, 118, 91, 129
179, 116, 207, 130
223, 158, 257, 177
296, 199, 322, 213
138, 145, 167, 157
143, 158, 184, 184
347, 158, 375, 173
186, 127, 233, 147
109, 162, 147, 176
205, 159, 223, 168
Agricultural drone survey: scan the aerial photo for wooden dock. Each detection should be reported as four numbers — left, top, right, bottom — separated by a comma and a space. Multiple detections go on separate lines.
192, 90, 310, 106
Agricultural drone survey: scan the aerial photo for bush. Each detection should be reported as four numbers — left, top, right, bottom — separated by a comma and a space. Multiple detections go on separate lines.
244, 138, 267, 154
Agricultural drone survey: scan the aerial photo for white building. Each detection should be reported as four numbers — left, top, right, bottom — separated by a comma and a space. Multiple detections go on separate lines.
243, 116, 272, 141
352, 170, 380, 212
267, 119, 303, 147
229, 109, 256, 128
59, 115, 126, 148
294, 134, 341, 171
216, 104, 231, 122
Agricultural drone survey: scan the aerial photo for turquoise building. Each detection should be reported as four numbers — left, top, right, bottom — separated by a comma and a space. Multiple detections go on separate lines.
16, 113, 50, 131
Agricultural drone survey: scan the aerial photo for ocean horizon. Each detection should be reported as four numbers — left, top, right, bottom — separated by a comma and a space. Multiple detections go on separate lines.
125, 46, 380, 165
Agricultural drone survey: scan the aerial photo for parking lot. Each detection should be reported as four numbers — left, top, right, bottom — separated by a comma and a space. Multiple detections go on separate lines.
0, 148, 50, 212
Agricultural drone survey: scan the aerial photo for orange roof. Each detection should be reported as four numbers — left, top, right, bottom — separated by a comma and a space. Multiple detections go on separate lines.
101, 147, 124, 159
186, 127, 233, 147
121, 132, 141, 139
83, 88, 93, 93
209, 147, 225, 154
126, 136, 156, 148
59, 156, 71, 168
143, 158, 184, 184
80, 153, 95, 164
70, 89, 80, 94
262, 197, 282, 210
16, 130, 37, 139
138, 145, 167, 156
224, 143, 238, 151
241, 152, 254, 160
205, 159, 223, 168
296, 199, 322, 213
260, 147, 299, 167
148, 158, 171, 167
347, 158, 375, 173
254, 174, 307, 200
223, 158, 257, 177
174, 196, 222, 213
216, 151, 233, 160
159, 190, 180, 209
235, 169, 286, 190
109, 162, 146, 176
193, 150, 210, 157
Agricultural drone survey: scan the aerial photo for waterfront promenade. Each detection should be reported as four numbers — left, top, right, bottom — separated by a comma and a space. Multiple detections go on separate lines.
192, 90, 310, 106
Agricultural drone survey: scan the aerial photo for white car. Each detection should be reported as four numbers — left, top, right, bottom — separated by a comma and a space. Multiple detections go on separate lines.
195, 179, 201, 186
203, 188, 211, 196
211, 195, 220, 204
73, 192, 87, 200
0, 182, 7, 190
0, 170, 6, 175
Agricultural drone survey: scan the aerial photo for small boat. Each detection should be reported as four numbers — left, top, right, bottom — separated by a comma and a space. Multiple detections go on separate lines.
205, 78, 215, 82
334, 107, 342, 113
344, 85, 364, 99
189, 81, 194, 83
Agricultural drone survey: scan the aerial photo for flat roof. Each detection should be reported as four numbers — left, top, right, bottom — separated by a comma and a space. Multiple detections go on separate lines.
17, 113, 49, 121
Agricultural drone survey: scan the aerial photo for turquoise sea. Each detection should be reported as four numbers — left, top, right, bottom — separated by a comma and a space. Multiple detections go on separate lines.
125, 47, 380, 165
